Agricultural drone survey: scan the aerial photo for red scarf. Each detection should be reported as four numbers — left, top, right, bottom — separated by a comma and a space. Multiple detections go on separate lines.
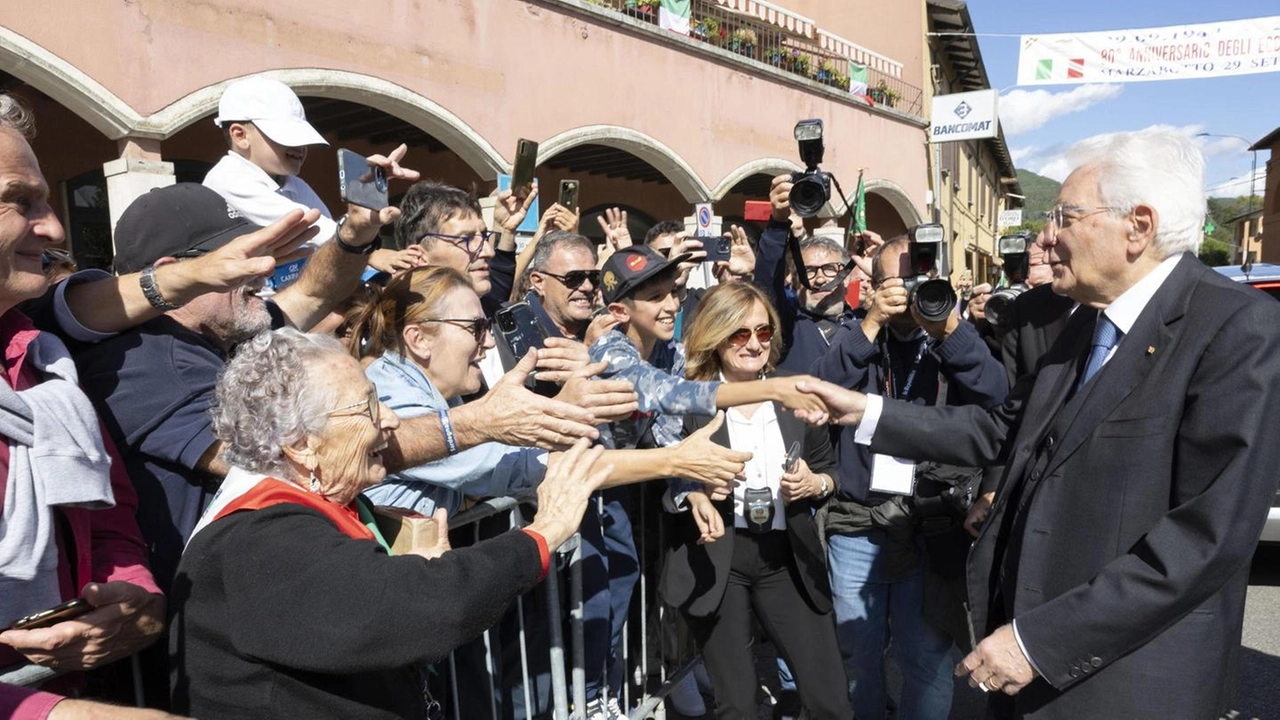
211, 477, 375, 541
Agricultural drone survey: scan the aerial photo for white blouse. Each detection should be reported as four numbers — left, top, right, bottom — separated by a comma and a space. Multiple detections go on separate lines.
724, 400, 787, 531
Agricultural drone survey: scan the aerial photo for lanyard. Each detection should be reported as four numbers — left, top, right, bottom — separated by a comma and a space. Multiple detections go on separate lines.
878, 334, 930, 400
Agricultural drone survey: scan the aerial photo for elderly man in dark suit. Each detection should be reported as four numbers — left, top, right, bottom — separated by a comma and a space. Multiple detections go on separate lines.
789, 127, 1280, 719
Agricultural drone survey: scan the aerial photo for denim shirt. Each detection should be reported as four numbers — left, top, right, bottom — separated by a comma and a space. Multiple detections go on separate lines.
361, 351, 546, 517
587, 329, 719, 450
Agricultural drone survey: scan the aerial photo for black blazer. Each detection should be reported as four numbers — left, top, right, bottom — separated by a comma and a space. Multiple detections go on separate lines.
868, 255, 1280, 719
980, 284, 1076, 496
661, 383, 837, 618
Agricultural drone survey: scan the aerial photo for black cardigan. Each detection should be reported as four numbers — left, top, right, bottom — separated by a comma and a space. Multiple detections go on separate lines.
169, 503, 542, 719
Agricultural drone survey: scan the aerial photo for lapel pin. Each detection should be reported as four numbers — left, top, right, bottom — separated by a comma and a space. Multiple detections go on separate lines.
1147, 346, 1156, 355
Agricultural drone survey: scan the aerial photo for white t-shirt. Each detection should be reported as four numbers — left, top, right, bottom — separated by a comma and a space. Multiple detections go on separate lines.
203, 151, 336, 246
725, 400, 787, 531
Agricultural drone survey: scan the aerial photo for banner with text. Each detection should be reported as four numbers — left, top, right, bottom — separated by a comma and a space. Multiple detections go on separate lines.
1017, 16, 1280, 85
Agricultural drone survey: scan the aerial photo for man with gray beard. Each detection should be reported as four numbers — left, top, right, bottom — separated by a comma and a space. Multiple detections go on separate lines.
69, 183, 392, 594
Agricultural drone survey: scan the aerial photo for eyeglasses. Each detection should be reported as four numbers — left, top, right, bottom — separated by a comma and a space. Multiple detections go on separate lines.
726, 324, 775, 347
41, 248, 75, 271
322, 389, 381, 424
419, 317, 491, 343
1049, 203, 1122, 234
537, 269, 601, 290
420, 230, 501, 257
805, 262, 844, 280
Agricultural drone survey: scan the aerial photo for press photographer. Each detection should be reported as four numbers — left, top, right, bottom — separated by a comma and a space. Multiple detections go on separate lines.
812, 231, 1008, 719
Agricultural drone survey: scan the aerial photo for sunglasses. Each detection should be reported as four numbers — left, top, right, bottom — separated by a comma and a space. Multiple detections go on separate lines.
538, 269, 601, 290
419, 317, 492, 343
726, 324, 774, 347
321, 389, 381, 424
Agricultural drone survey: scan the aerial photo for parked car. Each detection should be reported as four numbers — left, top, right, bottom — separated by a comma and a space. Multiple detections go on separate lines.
1215, 262, 1280, 543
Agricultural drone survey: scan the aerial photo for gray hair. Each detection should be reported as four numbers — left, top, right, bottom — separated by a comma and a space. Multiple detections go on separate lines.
528, 230, 598, 273
1066, 127, 1206, 258
0, 94, 35, 139
789, 236, 851, 286
212, 328, 348, 479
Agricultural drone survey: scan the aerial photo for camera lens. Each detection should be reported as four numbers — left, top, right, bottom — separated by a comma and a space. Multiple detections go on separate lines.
498, 314, 517, 332
717, 237, 731, 254
909, 278, 957, 324
984, 287, 1025, 328
789, 173, 829, 218
374, 167, 388, 193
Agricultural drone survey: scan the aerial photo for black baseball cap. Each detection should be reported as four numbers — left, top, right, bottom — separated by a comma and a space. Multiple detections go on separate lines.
600, 245, 692, 304
112, 183, 262, 274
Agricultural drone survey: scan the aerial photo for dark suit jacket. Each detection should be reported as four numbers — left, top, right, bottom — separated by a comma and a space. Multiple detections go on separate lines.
979, 284, 1076, 496
868, 254, 1280, 719
661, 393, 837, 618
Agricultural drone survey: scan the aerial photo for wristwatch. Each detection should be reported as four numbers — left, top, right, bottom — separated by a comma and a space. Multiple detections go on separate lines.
818, 475, 831, 498
140, 265, 181, 311
334, 214, 376, 256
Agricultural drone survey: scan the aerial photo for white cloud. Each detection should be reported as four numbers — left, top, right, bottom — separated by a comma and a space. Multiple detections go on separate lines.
1206, 166, 1266, 199
999, 84, 1124, 137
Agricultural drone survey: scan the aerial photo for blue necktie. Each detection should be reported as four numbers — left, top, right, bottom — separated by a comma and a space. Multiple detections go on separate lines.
1078, 314, 1120, 389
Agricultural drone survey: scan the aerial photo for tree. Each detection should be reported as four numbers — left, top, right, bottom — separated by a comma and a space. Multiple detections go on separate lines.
1198, 237, 1231, 266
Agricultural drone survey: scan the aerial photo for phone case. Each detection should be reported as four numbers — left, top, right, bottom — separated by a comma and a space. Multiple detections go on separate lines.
337, 148, 389, 211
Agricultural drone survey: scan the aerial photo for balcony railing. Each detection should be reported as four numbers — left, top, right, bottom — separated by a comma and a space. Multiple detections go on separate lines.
580, 0, 924, 117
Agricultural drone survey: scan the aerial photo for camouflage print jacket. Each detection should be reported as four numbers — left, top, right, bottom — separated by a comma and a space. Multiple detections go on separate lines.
588, 329, 719, 450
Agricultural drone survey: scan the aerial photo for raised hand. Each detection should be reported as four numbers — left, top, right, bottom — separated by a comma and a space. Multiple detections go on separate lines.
494, 185, 539, 234
528, 439, 612, 551
596, 207, 633, 251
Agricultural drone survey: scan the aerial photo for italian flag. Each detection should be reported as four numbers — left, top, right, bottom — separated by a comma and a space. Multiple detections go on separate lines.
660, 0, 691, 34
1036, 57, 1086, 81
849, 62, 869, 97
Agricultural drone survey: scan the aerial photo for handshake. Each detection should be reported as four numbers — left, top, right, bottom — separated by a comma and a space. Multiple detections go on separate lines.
773, 376, 868, 427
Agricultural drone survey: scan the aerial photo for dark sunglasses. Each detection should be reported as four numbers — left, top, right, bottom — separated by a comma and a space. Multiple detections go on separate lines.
419, 317, 491, 343
538, 269, 601, 290
727, 324, 774, 347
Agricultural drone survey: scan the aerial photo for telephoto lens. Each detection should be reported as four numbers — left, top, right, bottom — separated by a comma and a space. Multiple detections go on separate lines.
908, 278, 957, 324
984, 286, 1026, 328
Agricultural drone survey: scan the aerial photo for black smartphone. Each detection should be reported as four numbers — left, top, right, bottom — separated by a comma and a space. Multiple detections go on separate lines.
702, 233, 732, 263
337, 148, 389, 211
510, 139, 539, 199
559, 179, 580, 214
783, 441, 802, 473
8, 598, 93, 631
495, 302, 559, 396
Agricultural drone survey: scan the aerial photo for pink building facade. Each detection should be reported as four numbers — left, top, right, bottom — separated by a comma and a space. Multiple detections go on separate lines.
1, 0, 935, 267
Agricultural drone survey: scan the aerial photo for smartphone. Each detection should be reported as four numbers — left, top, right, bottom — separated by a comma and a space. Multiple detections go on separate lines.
744, 200, 772, 222
8, 598, 93, 631
558, 179, 580, 214
495, 301, 559, 396
510, 139, 539, 199
783, 441, 802, 474
337, 148, 389, 211
703, 234, 732, 263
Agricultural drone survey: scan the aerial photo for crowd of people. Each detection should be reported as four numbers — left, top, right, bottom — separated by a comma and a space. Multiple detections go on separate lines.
1, 73, 1277, 720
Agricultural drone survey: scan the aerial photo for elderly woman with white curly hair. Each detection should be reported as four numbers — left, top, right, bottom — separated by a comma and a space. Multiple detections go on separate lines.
168, 328, 609, 719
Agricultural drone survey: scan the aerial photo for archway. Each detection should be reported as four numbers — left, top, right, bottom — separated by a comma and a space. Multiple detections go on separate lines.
539, 125, 709, 203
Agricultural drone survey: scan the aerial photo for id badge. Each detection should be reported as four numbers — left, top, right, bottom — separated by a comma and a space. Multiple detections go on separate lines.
869, 453, 916, 496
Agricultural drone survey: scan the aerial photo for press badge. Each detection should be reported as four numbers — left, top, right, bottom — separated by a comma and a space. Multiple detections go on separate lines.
869, 453, 916, 495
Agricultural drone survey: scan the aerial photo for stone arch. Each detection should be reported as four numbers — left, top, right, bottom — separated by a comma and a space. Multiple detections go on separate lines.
539, 125, 710, 203
0, 26, 141, 138
865, 179, 922, 226
139, 69, 507, 179
711, 158, 803, 200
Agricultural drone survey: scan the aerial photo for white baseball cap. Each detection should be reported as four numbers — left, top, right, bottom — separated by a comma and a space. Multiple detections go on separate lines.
213, 76, 328, 148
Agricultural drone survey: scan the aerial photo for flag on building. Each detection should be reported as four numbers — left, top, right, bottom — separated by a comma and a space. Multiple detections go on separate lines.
849, 62, 869, 97
853, 169, 867, 234
659, 0, 691, 35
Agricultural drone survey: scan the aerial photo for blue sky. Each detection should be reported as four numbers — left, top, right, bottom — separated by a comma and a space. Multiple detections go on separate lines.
966, 0, 1280, 197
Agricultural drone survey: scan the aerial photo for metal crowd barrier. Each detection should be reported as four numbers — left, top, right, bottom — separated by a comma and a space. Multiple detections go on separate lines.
441, 484, 695, 720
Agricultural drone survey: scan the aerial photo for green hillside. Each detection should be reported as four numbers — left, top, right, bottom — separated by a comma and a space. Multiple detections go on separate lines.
1015, 169, 1060, 228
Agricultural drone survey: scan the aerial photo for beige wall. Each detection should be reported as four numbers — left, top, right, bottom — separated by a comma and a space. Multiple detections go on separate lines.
1262, 149, 1280, 265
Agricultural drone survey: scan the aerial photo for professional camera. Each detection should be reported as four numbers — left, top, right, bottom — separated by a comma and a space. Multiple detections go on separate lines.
789, 119, 832, 218
985, 233, 1033, 328
904, 224, 956, 324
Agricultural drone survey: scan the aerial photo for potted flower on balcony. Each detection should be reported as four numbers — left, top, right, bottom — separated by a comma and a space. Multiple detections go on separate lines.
791, 51, 812, 78
692, 16, 720, 43
870, 80, 899, 107
817, 58, 836, 82
728, 28, 757, 57
764, 44, 788, 68
625, 0, 657, 18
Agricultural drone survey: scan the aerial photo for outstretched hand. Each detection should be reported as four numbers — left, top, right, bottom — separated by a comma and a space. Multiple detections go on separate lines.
472, 348, 601, 450
792, 378, 868, 426
669, 412, 752, 488
345, 144, 422, 241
